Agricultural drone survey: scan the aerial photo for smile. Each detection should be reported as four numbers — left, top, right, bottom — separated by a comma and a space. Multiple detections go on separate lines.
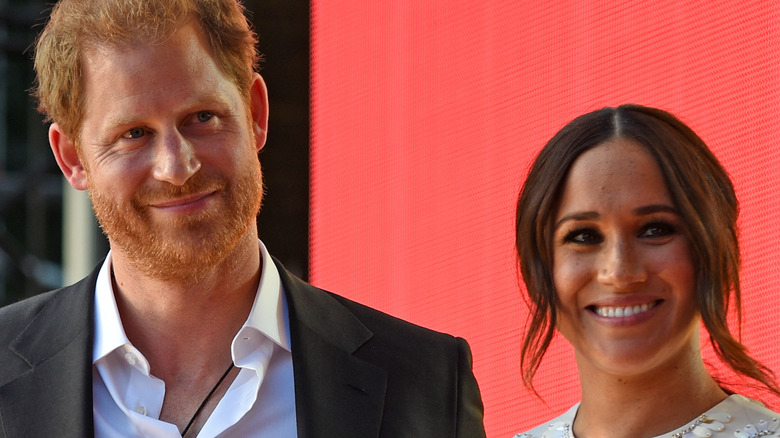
592, 301, 660, 318
151, 191, 216, 209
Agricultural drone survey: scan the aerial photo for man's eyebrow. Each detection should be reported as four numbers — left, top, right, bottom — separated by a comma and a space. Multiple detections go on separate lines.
103, 116, 137, 129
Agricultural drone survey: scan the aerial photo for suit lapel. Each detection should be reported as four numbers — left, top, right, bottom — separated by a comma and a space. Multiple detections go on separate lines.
0, 271, 96, 438
276, 260, 387, 438
2, 259, 389, 437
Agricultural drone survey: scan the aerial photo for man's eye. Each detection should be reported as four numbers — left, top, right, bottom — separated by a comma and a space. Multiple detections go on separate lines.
123, 127, 146, 139
197, 111, 213, 122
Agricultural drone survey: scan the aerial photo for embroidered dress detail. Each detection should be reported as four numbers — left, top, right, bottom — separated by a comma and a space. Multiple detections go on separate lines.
513, 395, 779, 438
672, 413, 731, 438
733, 418, 780, 438
515, 421, 571, 438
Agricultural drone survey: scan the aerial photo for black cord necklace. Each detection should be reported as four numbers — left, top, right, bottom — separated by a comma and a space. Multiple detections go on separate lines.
180, 362, 235, 437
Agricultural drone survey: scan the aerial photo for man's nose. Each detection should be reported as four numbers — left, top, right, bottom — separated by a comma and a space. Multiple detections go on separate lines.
152, 130, 201, 186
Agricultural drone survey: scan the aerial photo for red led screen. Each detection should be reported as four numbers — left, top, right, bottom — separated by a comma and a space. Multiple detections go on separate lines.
310, 1, 780, 436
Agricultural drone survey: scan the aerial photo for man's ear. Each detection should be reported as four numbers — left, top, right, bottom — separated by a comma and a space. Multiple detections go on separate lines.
49, 123, 88, 190
249, 73, 269, 153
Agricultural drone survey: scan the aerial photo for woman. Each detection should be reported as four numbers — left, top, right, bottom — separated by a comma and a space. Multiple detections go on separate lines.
513, 105, 780, 438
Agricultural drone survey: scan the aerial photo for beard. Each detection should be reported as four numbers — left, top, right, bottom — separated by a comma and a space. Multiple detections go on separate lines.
88, 159, 264, 284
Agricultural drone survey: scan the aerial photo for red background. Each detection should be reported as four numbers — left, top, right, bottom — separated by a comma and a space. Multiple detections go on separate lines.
309, 1, 780, 436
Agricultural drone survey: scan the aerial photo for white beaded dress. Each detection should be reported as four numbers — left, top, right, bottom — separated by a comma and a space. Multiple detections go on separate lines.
514, 394, 779, 438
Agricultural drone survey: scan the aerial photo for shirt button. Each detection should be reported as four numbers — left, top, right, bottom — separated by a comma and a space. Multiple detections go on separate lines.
134, 405, 147, 415
124, 352, 137, 366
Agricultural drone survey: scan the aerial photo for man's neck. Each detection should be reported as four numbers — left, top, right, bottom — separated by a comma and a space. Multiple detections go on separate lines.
108, 232, 262, 379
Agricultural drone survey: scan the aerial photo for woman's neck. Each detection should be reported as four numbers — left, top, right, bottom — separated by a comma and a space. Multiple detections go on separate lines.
573, 352, 727, 438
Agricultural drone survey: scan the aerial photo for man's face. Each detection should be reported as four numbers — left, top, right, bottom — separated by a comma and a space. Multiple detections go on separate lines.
74, 22, 266, 282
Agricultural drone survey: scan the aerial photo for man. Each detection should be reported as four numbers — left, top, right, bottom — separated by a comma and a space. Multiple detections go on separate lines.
0, 0, 486, 437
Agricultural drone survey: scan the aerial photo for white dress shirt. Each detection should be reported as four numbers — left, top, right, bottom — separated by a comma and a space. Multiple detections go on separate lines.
92, 241, 298, 437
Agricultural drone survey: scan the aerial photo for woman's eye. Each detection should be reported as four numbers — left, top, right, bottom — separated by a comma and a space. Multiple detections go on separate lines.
563, 228, 603, 245
122, 127, 146, 139
639, 222, 675, 238
196, 111, 213, 123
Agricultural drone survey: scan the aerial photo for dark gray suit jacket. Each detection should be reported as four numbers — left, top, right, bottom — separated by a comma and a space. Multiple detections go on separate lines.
0, 258, 486, 437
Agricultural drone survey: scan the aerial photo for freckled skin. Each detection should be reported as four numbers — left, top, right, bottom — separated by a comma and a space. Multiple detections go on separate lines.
552, 139, 699, 379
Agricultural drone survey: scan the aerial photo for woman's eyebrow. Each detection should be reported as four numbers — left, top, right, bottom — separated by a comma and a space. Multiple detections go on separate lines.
633, 204, 678, 216
554, 211, 598, 230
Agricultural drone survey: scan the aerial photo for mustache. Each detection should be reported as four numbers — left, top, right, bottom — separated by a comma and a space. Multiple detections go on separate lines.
133, 171, 227, 205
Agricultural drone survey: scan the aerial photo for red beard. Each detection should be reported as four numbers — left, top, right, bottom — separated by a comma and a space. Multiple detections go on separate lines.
89, 160, 263, 284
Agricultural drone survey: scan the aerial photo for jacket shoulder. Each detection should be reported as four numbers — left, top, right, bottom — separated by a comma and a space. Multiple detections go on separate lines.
275, 260, 486, 437
327, 289, 461, 346
0, 289, 63, 343
0, 271, 97, 377
280, 261, 462, 350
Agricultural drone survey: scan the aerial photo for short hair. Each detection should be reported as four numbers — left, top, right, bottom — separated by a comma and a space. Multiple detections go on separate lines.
516, 104, 778, 396
32, 0, 259, 141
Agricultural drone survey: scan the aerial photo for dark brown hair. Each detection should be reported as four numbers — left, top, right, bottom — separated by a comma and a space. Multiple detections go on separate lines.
516, 104, 778, 396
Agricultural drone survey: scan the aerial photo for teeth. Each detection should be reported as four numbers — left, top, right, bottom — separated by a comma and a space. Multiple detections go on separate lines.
595, 302, 654, 318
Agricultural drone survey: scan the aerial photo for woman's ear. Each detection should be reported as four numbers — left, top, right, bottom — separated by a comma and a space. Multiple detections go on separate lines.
49, 123, 88, 190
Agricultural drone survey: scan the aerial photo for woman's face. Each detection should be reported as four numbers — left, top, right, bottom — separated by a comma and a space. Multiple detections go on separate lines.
552, 139, 699, 378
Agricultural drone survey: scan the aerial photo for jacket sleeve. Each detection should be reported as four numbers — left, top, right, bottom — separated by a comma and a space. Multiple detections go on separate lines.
456, 337, 487, 438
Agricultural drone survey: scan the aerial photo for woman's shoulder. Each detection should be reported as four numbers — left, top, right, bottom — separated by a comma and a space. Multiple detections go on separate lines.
716, 394, 780, 436
662, 394, 779, 438
512, 403, 580, 438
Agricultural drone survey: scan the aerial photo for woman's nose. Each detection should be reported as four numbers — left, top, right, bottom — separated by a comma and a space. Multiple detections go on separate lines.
597, 237, 647, 290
